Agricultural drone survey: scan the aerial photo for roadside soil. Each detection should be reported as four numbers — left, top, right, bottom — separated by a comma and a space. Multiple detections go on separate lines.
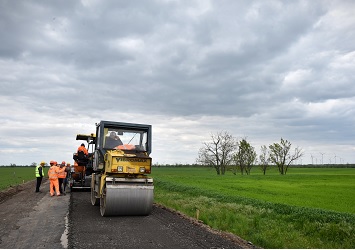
0, 179, 258, 249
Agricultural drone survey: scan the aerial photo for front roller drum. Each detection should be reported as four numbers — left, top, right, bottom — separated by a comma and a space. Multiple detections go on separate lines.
100, 184, 154, 216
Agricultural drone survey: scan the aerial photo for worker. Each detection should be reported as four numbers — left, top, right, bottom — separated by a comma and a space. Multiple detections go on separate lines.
63, 162, 71, 193
57, 161, 67, 195
55, 161, 62, 194
105, 131, 123, 148
77, 143, 88, 156
35, 161, 45, 193
48, 160, 60, 196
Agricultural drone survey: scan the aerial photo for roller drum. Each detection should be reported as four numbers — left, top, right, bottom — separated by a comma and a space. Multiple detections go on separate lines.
100, 184, 154, 216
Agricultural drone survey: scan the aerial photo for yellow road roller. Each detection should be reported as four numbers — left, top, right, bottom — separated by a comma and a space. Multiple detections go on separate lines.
90, 120, 153, 216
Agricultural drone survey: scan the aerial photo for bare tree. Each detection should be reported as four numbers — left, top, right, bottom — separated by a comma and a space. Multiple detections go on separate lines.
259, 145, 270, 175
269, 138, 303, 175
197, 131, 237, 175
233, 138, 256, 175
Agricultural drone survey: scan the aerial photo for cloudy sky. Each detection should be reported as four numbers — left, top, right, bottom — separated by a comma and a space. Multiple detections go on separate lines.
1, 0, 354, 166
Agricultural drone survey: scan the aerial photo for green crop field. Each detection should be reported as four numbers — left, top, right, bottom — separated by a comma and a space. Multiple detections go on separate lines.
0, 167, 38, 190
151, 167, 355, 249
1, 166, 354, 248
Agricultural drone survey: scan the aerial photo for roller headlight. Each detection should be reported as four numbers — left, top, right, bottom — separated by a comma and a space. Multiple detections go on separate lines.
117, 166, 123, 172
139, 167, 146, 173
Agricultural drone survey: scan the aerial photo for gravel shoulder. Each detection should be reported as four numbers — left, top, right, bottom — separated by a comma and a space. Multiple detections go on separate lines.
0, 179, 69, 249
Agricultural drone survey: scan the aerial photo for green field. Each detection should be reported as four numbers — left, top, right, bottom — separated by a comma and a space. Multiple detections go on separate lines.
0, 167, 37, 190
151, 167, 355, 248
1, 166, 354, 248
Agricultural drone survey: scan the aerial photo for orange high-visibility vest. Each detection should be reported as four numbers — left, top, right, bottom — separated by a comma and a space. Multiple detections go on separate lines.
77, 146, 88, 155
57, 167, 67, 178
48, 166, 58, 180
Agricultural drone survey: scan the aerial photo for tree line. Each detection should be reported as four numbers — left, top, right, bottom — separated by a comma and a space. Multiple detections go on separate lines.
196, 131, 303, 175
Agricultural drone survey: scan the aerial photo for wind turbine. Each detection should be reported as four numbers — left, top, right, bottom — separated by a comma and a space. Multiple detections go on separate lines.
319, 152, 325, 165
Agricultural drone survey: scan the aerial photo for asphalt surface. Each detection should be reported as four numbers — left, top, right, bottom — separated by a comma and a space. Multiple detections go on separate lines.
0, 179, 256, 249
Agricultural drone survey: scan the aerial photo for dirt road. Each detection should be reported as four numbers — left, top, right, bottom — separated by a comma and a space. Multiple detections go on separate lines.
0, 179, 256, 249
0, 179, 69, 248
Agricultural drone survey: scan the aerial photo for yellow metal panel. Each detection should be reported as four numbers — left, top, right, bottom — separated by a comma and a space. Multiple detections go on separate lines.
99, 174, 107, 195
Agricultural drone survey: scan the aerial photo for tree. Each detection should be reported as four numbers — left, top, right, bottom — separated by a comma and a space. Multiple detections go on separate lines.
197, 131, 237, 175
233, 138, 256, 175
259, 145, 270, 175
269, 138, 303, 175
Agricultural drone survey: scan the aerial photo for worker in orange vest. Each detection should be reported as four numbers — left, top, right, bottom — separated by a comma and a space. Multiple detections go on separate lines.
54, 161, 62, 194
77, 143, 88, 156
58, 161, 67, 195
48, 160, 60, 196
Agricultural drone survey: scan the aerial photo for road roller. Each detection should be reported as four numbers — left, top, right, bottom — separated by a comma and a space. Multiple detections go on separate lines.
90, 120, 154, 216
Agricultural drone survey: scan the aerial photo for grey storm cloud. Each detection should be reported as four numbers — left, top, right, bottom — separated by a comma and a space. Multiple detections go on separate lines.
0, 0, 355, 165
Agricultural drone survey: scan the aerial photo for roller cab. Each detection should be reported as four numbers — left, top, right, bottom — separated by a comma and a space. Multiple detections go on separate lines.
90, 121, 154, 216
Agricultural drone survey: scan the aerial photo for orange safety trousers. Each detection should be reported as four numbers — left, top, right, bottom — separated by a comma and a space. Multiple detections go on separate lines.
49, 179, 60, 196
48, 165, 60, 196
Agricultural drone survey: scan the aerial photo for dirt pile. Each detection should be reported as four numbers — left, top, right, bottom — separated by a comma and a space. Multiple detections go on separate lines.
0, 179, 38, 204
